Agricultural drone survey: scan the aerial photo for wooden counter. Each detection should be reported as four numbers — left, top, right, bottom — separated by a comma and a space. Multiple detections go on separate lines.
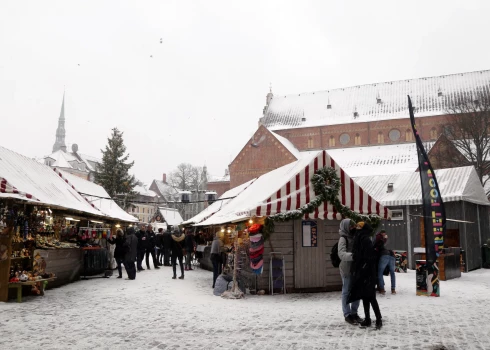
414, 247, 461, 281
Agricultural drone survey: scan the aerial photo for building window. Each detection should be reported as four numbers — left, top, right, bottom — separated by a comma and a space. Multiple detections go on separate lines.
405, 129, 413, 142
389, 129, 401, 141
307, 137, 314, 149
430, 127, 438, 140
377, 132, 384, 144
329, 136, 336, 147
443, 125, 453, 137
391, 209, 403, 221
339, 133, 350, 145
355, 133, 361, 145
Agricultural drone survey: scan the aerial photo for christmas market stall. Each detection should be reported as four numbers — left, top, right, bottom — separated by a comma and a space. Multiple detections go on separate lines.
0, 145, 135, 302
354, 166, 490, 274
196, 150, 390, 294
182, 179, 255, 271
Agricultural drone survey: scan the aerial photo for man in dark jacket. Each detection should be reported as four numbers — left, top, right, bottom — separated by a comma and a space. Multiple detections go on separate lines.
163, 228, 173, 266
145, 225, 160, 270
184, 230, 195, 271
349, 222, 383, 330
124, 227, 138, 280
108, 229, 127, 278
155, 228, 164, 265
135, 224, 148, 271
171, 230, 185, 279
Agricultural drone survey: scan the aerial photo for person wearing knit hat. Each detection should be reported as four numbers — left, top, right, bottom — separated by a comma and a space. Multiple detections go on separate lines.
375, 230, 396, 295
349, 222, 383, 330
171, 230, 185, 279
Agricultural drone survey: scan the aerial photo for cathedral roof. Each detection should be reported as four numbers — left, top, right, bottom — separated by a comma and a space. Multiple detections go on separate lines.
261, 69, 490, 130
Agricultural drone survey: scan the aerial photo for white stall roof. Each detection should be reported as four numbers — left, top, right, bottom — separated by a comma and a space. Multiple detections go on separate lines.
354, 166, 489, 207
182, 179, 255, 225
57, 170, 138, 222
0, 145, 102, 216
198, 150, 389, 226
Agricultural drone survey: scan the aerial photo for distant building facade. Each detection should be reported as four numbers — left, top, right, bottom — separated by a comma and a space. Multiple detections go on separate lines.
230, 69, 490, 187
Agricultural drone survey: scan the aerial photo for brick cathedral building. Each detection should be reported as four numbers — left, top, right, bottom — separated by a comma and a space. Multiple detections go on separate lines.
229, 69, 490, 188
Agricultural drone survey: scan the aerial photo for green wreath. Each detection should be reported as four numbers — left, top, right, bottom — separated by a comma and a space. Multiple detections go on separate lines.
262, 166, 382, 241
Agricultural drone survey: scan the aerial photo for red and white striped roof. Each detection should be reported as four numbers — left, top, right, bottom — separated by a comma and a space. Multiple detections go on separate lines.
198, 151, 389, 226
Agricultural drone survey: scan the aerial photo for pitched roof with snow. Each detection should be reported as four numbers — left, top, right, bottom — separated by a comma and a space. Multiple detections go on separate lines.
157, 207, 184, 226
326, 142, 434, 178
152, 180, 179, 201
261, 70, 490, 130
0, 145, 102, 216
198, 151, 389, 226
133, 185, 159, 198
182, 179, 255, 225
354, 166, 489, 207
57, 170, 138, 222
43, 150, 100, 172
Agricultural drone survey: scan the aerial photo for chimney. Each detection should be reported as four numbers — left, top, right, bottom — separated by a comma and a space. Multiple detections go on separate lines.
162, 173, 167, 183
387, 183, 394, 193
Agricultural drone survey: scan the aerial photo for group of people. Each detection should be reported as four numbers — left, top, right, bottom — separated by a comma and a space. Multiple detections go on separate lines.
108, 224, 197, 281
338, 219, 397, 330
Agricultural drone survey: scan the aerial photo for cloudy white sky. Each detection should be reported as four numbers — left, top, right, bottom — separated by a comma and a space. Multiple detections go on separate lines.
1, 0, 489, 185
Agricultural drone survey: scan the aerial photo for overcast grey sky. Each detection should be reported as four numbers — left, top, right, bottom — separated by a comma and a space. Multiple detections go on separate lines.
1, 0, 489, 185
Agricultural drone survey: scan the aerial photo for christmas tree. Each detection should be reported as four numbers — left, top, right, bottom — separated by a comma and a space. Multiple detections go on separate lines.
94, 128, 137, 209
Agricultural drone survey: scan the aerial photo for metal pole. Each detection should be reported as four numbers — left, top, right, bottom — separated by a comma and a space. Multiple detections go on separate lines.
406, 205, 412, 269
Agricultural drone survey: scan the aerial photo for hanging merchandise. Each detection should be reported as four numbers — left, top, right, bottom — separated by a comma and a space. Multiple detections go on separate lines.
249, 229, 264, 275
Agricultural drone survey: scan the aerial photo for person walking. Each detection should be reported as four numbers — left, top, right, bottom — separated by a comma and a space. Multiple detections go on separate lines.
145, 225, 160, 270
184, 230, 195, 271
135, 224, 148, 271
210, 233, 224, 288
171, 229, 185, 279
349, 222, 383, 330
108, 229, 127, 278
337, 218, 362, 325
155, 228, 164, 266
163, 228, 172, 266
124, 227, 138, 280
375, 230, 396, 294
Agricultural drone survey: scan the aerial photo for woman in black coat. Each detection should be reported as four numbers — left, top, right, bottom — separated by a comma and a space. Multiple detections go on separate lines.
108, 229, 127, 278
349, 222, 383, 329
171, 230, 185, 279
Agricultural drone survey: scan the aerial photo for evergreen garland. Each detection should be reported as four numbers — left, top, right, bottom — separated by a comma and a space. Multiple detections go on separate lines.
263, 166, 382, 241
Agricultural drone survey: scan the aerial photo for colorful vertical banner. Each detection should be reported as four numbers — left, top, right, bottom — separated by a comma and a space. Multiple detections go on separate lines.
408, 96, 446, 263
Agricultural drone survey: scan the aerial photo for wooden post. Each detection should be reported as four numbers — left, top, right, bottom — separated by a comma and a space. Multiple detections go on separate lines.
0, 225, 14, 302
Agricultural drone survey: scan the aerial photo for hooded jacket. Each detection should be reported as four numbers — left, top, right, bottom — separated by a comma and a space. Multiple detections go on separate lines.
337, 218, 356, 277
171, 232, 185, 256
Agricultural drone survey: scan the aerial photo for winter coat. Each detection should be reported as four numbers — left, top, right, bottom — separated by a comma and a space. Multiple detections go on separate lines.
337, 219, 356, 277
136, 229, 148, 251
185, 234, 195, 252
374, 233, 391, 257
108, 236, 127, 259
125, 233, 138, 262
171, 233, 185, 257
210, 236, 224, 255
163, 231, 172, 249
155, 234, 163, 248
348, 223, 377, 303
146, 230, 156, 249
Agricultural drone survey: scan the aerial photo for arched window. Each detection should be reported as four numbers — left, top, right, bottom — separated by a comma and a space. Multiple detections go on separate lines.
430, 127, 438, 140
377, 132, 384, 144
405, 129, 413, 142
355, 133, 361, 145
329, 136, 336, 147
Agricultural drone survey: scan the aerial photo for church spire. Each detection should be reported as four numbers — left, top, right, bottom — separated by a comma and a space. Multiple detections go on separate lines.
52, 92, 67, 153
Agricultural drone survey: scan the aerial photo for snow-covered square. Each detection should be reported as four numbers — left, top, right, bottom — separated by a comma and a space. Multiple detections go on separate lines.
1, 266, 489, 350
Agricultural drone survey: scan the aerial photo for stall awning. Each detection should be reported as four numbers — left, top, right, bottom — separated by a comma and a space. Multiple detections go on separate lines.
198, 150, 389, 226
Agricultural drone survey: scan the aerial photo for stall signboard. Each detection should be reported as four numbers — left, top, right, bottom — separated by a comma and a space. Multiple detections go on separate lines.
302, 220, 318, 247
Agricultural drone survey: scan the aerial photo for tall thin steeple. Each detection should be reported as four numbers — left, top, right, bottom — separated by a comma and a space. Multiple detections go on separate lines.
52, 92, 67, 153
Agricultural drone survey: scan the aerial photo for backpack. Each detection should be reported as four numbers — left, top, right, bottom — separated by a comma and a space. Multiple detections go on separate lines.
330, 236, 348, 268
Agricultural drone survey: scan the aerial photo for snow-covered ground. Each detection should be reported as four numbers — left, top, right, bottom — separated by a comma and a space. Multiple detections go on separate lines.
1, 266, 489, 350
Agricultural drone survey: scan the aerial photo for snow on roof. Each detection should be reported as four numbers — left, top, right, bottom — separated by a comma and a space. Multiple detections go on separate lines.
0, 145, 102, 216
354, 166, 489, 207
270, 130, 301, 159
261, 70, 490, 130
133, 185, 159, 198
198, 151, 387, 226
326, 142, 434, 178
208, 174, 230, 182
152, 180, 179, 200
182, 179, 255, 225
158, 207, 184, 226
57, 170, 138, 222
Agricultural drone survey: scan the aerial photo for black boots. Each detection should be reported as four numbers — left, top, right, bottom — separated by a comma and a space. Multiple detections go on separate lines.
360, 318, 371, 327
375, 319, 383, 330
178, 275, 184, 279
172, 275, 176, 279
